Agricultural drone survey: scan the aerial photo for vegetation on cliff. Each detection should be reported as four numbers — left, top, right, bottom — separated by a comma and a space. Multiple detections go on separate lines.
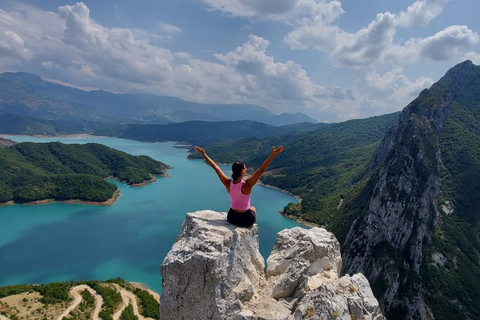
0, 141, 169, 204
422, 61, 480, 320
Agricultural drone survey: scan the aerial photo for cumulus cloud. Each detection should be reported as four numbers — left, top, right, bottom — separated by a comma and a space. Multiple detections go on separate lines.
56, 3, 175, 84
415, 25, 479, 60
344, 67, 434, 119
201, 0, 344, 22
397, 0, 450, 27
0, 30, 32, 60
332, 12, 397, 68
363, 68, 433, 101
284, 21, 342, 51
0, 6, 62, 62
282, 0, 475, 71
0, 2, 178, 88
463, 51, 480, 65
210, 35, 331, 104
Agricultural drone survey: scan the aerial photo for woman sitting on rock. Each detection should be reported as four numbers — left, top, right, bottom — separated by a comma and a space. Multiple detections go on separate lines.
194, 145, 284, 227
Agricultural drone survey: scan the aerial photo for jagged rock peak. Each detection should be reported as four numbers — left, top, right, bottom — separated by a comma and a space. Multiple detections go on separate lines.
160, 210, 385, 320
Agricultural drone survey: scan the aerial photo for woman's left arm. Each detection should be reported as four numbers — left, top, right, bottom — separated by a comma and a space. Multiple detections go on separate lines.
245, 146, 284, 189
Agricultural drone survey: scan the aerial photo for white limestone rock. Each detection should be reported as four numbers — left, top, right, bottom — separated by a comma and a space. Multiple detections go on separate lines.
160, 210, 265, 319
160, 210, 385, 320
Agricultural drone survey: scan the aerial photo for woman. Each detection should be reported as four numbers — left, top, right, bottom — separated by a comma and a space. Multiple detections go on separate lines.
194, 145, 284, 228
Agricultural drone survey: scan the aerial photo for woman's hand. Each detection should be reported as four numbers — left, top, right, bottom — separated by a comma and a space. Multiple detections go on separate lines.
271, 146, 284, 156
194, 146, 206, 156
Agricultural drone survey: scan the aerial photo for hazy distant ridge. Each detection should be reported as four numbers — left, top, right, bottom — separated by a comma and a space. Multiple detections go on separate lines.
0, 72, 317, 126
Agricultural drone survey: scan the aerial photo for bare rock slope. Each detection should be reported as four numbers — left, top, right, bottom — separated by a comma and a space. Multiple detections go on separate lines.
160, 210, 384, 320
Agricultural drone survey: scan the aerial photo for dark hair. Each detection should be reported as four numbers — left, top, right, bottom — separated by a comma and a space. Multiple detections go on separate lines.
231, 161, 245, 181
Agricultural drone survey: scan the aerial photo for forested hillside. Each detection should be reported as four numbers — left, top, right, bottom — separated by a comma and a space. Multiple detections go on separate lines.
95, 120, 322, 145
0, 142, 169, 204
0, 114, 102, 136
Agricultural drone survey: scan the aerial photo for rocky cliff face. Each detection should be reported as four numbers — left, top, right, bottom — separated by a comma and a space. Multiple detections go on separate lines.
340, 60, 480, 319
160, 210, 384, 320
342, 94, 446, 319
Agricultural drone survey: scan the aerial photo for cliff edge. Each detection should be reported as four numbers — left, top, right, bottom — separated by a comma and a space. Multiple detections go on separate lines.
160, 210, 384, 320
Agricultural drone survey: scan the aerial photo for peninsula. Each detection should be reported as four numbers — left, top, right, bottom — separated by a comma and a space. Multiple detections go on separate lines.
0, 140, 170, 205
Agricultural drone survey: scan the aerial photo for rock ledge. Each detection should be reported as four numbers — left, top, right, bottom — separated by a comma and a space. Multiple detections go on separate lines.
160, 210, 385, 320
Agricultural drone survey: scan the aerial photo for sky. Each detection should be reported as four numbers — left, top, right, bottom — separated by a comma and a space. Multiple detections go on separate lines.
0, 0, 479, 123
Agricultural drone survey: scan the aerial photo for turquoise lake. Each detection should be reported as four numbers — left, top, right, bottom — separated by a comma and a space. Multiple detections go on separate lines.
0, 135, 301, 294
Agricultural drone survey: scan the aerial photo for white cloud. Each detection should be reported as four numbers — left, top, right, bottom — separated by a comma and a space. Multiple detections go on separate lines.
283, 0, 472, 70
175, 51, 192, 60
0, 30, 32, 60
463, 51, 480, 65
397, 0, 450, 27
158, 22, 183, 34
284, 21, 342, 51
201, 0, 344, 23
416, 25, 479, 60
41, 60, 55, 70
364, 68, 433, 101
350, 67, 434, 118
332, 12, 397, 68
209, 35, 330, 104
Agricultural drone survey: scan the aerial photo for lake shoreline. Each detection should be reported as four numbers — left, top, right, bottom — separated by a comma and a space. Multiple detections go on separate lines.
279, 211, 319, 228
256, 180, 302, 203
0, 189, 121, 207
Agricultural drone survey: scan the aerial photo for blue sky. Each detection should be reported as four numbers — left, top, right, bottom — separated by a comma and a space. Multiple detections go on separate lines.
0, 0, 479, 122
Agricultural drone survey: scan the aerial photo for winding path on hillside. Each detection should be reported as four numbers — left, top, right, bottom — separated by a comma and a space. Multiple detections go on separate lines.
56, 283, 156, 320
56, 284, 103, 320
112, 284, 149, 320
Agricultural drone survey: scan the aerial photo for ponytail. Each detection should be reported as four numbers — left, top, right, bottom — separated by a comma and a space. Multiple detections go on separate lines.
231, 161, 245, 181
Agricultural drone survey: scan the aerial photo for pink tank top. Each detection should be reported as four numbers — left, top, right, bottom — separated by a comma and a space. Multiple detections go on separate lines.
229, 180, 251, 211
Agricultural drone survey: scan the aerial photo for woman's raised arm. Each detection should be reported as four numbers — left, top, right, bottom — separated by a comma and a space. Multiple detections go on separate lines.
245, 146, 284, 189
195, 146, 230, 190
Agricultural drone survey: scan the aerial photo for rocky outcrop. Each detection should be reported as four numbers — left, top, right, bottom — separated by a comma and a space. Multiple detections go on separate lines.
160, 210, 384, 320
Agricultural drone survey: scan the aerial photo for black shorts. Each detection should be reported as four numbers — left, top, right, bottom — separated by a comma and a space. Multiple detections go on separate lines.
227, 208, 256, 228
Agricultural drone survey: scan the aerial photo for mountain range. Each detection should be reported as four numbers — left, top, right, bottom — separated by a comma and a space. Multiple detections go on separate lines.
0, 72, 317, 127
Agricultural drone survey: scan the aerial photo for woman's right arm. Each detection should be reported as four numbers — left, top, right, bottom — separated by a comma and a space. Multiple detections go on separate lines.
194, 146, 230, 190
